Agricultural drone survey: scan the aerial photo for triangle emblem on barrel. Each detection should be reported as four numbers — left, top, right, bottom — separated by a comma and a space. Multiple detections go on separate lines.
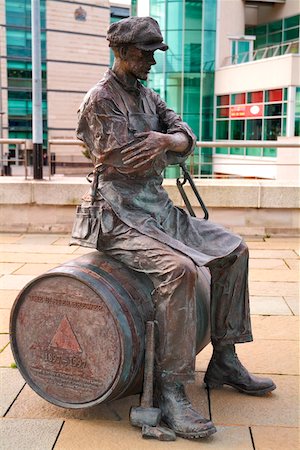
50, 316, 82, 353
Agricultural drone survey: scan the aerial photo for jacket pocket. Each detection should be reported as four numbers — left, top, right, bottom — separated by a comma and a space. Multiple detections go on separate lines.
71, 205, 102, 246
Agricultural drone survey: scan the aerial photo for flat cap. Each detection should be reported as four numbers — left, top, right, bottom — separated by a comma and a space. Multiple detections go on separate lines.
107, 16, 168, 51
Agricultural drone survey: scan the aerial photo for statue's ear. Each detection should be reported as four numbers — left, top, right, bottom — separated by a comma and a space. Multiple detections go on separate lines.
119, 46, 130, 61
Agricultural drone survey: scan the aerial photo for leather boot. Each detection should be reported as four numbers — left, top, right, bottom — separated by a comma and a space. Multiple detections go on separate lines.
155, 381, 217, 439
204, 345, 276, 396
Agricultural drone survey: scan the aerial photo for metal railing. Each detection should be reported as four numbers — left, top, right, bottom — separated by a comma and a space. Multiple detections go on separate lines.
223, 40, 299, 66
1, 138, 299, 180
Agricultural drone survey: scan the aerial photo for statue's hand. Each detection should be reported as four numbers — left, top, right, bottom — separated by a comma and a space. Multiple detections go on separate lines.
121, 131, 170, 169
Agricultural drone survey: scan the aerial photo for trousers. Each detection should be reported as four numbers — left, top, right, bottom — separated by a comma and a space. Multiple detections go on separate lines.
99, 217, 253, 384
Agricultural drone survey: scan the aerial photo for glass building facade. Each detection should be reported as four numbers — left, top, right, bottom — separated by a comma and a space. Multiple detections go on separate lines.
5, 0, 48, 153
147, 0, 217, 177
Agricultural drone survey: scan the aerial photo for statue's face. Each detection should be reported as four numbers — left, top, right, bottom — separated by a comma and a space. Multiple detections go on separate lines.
125, 47, 156, 80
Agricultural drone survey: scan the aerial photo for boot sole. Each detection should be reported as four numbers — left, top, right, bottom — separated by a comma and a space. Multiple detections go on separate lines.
205, 380, 276, 396
176, 425, 217, 439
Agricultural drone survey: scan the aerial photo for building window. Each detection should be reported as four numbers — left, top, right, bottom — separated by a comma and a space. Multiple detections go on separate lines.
5, 0, 47, 150
246, 14, 300, 49
215, 88, 288, 158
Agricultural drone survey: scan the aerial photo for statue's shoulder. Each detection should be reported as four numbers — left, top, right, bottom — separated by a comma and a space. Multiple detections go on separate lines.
88, 72, 115, 103
79, 71, 116, 113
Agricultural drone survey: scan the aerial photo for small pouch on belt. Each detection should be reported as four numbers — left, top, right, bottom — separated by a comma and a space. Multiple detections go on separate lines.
70, 164, 104, 247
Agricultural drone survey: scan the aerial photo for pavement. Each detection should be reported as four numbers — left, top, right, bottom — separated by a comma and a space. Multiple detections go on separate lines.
0, 233, 299, 450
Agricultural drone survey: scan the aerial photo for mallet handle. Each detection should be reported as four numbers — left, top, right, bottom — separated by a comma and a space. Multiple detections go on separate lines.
141, 321, 155, 408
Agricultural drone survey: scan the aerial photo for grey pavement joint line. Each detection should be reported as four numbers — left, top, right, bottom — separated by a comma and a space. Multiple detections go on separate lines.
0, 341, 10, 353
51, 420, 65, 450
206, 386, 213, 421
3, 382, 26, 418
249, 426, 256, 450
283, 297, 296, 316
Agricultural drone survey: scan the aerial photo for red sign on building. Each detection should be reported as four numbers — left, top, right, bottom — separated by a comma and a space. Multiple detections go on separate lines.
230, 104, 263, 118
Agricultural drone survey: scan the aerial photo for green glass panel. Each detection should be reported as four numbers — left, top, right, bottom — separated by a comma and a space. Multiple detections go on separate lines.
131, 0, 137, 16
282, 118, 286, 136
230, 120, 245, 140
185, 0, 202, 30
284, 27, 299, 41
295, 117, 300, 137
284, 15, 300, 29
255, 35, 267, 49
267, 32, 282, 45
164, 165, 180, 178
215, 147, 228, 155
230, 148, 244, 155
284, 87, 288, 101
183, 77, 200, 114
246, 148, 262, 157
167, 1, 183, 30
246, 119, 262, 140
216, 120, 228, 139
268, 19, 282, 33
165, 75, 181, 113
264, 118, 281, 140
264, 103, 282, 116
183, 114, 199, 137
263, 148, 277, 157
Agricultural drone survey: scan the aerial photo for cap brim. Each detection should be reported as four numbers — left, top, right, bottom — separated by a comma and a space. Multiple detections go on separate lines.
135, 42, 168, 52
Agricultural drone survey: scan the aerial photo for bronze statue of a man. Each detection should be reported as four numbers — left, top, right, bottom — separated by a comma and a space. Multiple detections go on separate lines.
71, 16, 275, 439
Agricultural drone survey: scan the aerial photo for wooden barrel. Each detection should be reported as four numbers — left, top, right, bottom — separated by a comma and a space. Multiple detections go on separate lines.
10, 251, 210, 409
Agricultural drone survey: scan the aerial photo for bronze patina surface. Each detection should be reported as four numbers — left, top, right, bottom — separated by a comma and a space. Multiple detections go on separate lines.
68, 15, 276, 439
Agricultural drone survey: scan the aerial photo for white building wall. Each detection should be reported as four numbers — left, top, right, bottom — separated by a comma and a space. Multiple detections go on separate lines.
257, 0, 300, 24
215, 54, 300, 94
216, 0, 245, 69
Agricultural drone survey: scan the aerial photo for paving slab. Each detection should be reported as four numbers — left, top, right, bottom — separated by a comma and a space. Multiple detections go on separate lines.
13, 263, 59, 276
0, 290, 19, 309
247, 240, 300, 250
250, 296, 292, 315
0, 334, 9, 352
196, 346, 213, 372
284, 258, 300, 270
0, 368, 25, 416
284, 296, 299, 315
16, 234, 64, 245
249, 281, 299, 297
234, 339, 299, 376
0, 341, 15, 368
0, 309, 10, 333
0, 418, 63, 450
249, 259, 289, 270
72, 246, 94, 255
53, 237, 72, 246
249, 249, 298, 259
0, 274, 35, 291
251, 425, 299, 450
0, 262, 24, 275
55, 420, 253, 450
0, 234, 22, 244
0, 253, 74, 264
251, 315, 299, 340
6, 384, 119, 421
196, 339, 299, 376
209, 374, 299, 427
249, 269, 299, 282
0, 244, 75, 255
